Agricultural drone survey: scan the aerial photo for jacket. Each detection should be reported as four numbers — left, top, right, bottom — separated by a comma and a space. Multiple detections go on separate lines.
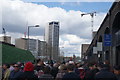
3, 69, 11, 80
95, 68, 117, 80
9, 70, 23, 80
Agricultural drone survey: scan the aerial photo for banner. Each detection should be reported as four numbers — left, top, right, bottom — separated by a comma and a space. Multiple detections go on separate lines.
104, 34, 112, 46
93, 47, 97, 54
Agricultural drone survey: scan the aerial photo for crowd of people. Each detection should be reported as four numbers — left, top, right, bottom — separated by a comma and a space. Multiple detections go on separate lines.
2, 59, 120, 80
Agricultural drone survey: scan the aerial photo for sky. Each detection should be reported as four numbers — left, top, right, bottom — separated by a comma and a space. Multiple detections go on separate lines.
1, 0, 113, 57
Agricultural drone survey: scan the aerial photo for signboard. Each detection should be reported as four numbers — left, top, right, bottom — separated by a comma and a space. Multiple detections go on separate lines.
93, 47, 97, 54
97, 42, 102, 51
104, 34, 112, 46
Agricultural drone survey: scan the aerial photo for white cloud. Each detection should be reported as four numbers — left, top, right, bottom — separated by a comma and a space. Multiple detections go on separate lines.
2, 0, 107, 57
59, 34, 90, 57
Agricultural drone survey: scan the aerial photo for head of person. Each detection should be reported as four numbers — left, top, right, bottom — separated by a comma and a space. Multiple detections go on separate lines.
97, 62, 103, 70
114, 65, 120, 75
10, 63, 15, 66
67, 64, 75, 72
98, 63, 110, 70
88, 63, 95, 70
3, 64, 10, 70
43, 66, 51, 74
53, 63, 59, 68
58, 64, 66, 71
49, 60, 54, 67
68, 61, 74, 65
104, 60, 110, 65
24, 62, 34, 72
13, 64, 20, 71
36, 59, 43, 65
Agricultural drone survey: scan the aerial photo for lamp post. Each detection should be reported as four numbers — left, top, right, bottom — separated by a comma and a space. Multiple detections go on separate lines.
27, 25, 39, 50
60, 47, 64, 62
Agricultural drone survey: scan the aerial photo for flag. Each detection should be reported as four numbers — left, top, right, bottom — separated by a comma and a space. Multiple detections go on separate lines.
2, 28, 6, 34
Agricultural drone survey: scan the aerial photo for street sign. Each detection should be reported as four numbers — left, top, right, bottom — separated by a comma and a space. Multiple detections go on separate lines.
97, 42, 102, 51
104, 34, 112, 46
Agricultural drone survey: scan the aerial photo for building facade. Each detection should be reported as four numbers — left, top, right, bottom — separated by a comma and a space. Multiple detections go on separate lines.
15, 38, 41, 58
81, 44, 90, 61
38, 41, 47, 59
29, 39, 39, 58
15, 38, 27, 50
0, 36, 11, 44
45, 21, 60, 61
85, 1, 120, 66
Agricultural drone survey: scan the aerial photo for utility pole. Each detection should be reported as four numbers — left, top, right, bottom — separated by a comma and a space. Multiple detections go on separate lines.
81, 12, 96, 39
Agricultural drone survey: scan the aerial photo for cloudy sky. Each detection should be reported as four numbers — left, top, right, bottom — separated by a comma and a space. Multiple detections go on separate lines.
1, 0, 113, 57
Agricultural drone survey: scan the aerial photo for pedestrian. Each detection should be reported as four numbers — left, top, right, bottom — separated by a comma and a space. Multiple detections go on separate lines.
20, 62, 38, 80
9, 63, 23, 80
62, 64, 81, 80
39, 66, 54, 80
50, 63, 59, 78
84, 63, 99, 80
2, 64, 11, 80
34, 59, 45, 78
74, 63, 80, 76
95, 64, 117, 80
34, 59, 45, 71
114, 65, 120, 80
78, 64, 86, 80
9, 63, 15, 71
56, 64, 67, 80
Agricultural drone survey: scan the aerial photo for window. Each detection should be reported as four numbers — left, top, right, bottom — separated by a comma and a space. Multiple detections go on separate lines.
115, 30, 120, 45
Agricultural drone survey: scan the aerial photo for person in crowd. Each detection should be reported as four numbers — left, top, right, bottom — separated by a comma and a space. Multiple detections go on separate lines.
114, 65, 120, 80
9, 63, 15, 71
62, 64, 81, 80
9, 63, 23, 80
49, 60, 54, 69
19, 63, 24, 71
95, 64, 117, 80
104, 60, 113, 72
84, 63, 99, 80
35, 59, 45, 71
74, 63, 80, 76
50, 63, 59, 78
78, 64, 86, 80
2, 64, 11, 80
20, 62, 38, 80
39, 66, 54, 80
56, 64, 67, 80
34, 59, 45, 78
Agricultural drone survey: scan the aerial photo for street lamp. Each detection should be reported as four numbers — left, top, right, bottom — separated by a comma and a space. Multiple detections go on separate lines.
60, 47, 64, 61
27, 25, 39, 50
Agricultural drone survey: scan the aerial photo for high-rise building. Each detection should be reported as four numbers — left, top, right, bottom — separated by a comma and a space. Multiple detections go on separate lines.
0, 36, 11, 44
45, 21, 60, 60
